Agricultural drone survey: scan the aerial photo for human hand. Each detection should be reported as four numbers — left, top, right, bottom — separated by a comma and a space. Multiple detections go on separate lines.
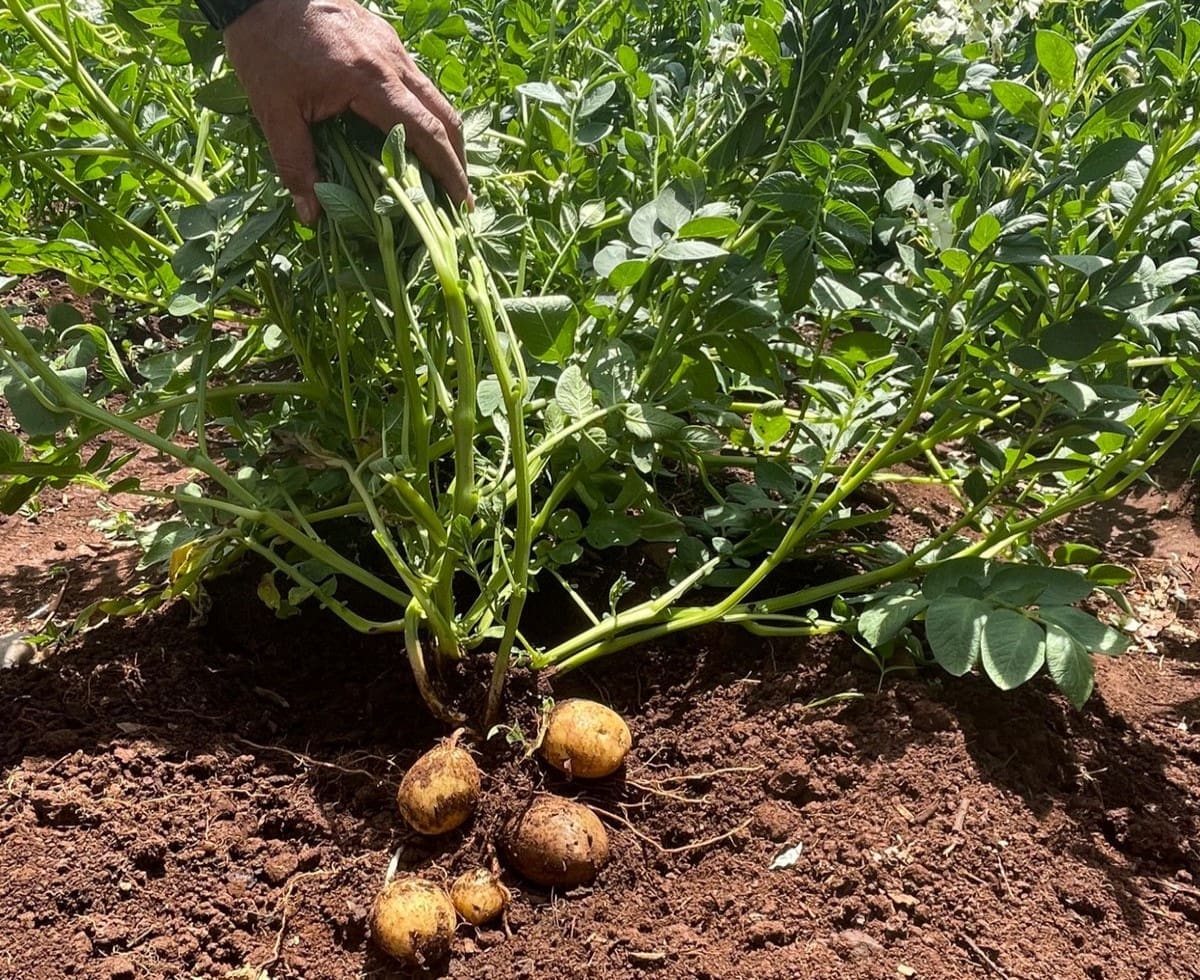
224, 0, 471, 222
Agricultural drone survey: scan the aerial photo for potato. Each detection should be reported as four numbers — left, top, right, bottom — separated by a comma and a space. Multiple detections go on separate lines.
450, 869, 510, 925
540, 699, 631, 779
371, 877, 456, 967
502, 795, 610, 887
397, 736, 481, 835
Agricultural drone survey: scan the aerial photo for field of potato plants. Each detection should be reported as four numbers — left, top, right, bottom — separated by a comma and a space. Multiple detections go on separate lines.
2, 0, 1200, 978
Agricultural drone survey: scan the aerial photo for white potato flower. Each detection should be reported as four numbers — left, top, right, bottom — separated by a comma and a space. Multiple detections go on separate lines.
914, 0, 1046, 50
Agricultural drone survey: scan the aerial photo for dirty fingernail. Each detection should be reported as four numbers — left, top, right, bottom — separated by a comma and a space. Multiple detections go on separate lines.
295, 196, 319, 225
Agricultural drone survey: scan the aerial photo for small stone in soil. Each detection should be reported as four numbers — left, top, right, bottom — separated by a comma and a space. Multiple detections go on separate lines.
101, 955, 136, 980
745, 919, 789, 948
835, 928, 885, 961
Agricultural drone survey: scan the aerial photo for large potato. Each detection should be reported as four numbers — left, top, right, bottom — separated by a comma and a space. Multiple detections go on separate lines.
502, 795, 610, 887
371, 877, 456, 967
397, 738, 481, 835
540, 699, 632, 779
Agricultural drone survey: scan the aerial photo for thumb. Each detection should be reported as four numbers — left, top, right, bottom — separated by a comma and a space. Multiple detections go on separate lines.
258, 107, 321, 224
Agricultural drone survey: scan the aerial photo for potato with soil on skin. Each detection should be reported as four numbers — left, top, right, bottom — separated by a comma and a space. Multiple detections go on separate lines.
540, 699, 632, 779
450, 868, 511, 925
371, 877, 456, 968
502, 795, 610, 887
396, 733, 481, 835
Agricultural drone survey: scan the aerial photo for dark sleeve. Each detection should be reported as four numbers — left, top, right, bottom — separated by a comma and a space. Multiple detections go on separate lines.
194, 0, 266, 30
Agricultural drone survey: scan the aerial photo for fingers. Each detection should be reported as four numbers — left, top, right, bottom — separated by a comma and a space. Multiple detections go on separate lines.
256, 105, 322, 224
388, 43, 468, 172
350, 78, 473, 208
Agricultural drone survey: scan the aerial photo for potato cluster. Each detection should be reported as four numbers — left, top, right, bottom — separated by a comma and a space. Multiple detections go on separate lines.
371, 700, 631, 967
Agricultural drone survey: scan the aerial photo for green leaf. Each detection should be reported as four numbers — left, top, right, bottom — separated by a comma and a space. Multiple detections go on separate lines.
1038, 606, 1129, 656
1085, 3, 1165, 72
922, 557, 990, 599
501, 295, 577, 364
1086, 563, 1134, 586
1035, 30, 1077, 88
593, 242, 629, 279
314, 183, 373, 235
825, 199, 872, 246
981, 610, 1045, 690
63, 324, 133, 391
659, 239, 727, 262
610, 259, 648, 287
744, 15, 781, 65
3, 368, 87, 437
1074, 137, 1145, 184
1044, 624, 1094, 708
584, 513, 641, 549
654, 186, 693, 232
193, 73, 249, 114
677, 216, 739, 239
1040, 307, 1125, 360
476, 378, 504, 417
579, 80, 616, 117
0, 431, 24, 465
554, 364, 593, 419
516, 81, 567, 107
47, 303, 84, 331
969, 214, 1001, 252
991, 80, 1042, 123
988, 565, 1093, 607
925, 594, 991, 676
859, 594, 929, 647
1075, 86, 1154, 141
1053, 542, 1104, 566
963, 469, 988, 504
381, 125, 409, 178
751, 172, 820, 214
750, 409, 789, 446
622, 404, 684, 441
829, 331, 890, 363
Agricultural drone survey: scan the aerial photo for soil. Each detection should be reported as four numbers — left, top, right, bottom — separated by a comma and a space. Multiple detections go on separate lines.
3, 280, 1200, 980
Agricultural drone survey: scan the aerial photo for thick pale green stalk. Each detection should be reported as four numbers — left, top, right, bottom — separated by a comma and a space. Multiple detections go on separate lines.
467, 254, 533, 728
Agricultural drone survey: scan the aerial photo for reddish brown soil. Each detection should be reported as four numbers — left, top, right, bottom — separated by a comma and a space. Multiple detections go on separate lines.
2, 280, 1199, 980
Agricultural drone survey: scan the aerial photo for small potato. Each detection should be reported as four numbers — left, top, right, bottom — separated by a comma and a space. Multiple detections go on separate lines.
397, 737, 481, 835
502, 795, 610, 887
371, 877, 456, 968
450, 869, 510, 925
541, 699, 631, 779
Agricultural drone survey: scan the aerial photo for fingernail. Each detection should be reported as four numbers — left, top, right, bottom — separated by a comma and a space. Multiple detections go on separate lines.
296, 196, 319, 225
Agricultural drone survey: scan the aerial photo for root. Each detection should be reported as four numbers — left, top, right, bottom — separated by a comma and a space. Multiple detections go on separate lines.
588, 804, 751, 855
626, 764, 764, 803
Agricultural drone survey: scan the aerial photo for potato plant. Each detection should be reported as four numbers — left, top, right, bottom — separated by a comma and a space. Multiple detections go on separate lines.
2, 0, 1199, 716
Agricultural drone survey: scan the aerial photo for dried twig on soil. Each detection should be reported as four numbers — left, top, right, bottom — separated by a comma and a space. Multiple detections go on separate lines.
957, 934, 1012, 980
